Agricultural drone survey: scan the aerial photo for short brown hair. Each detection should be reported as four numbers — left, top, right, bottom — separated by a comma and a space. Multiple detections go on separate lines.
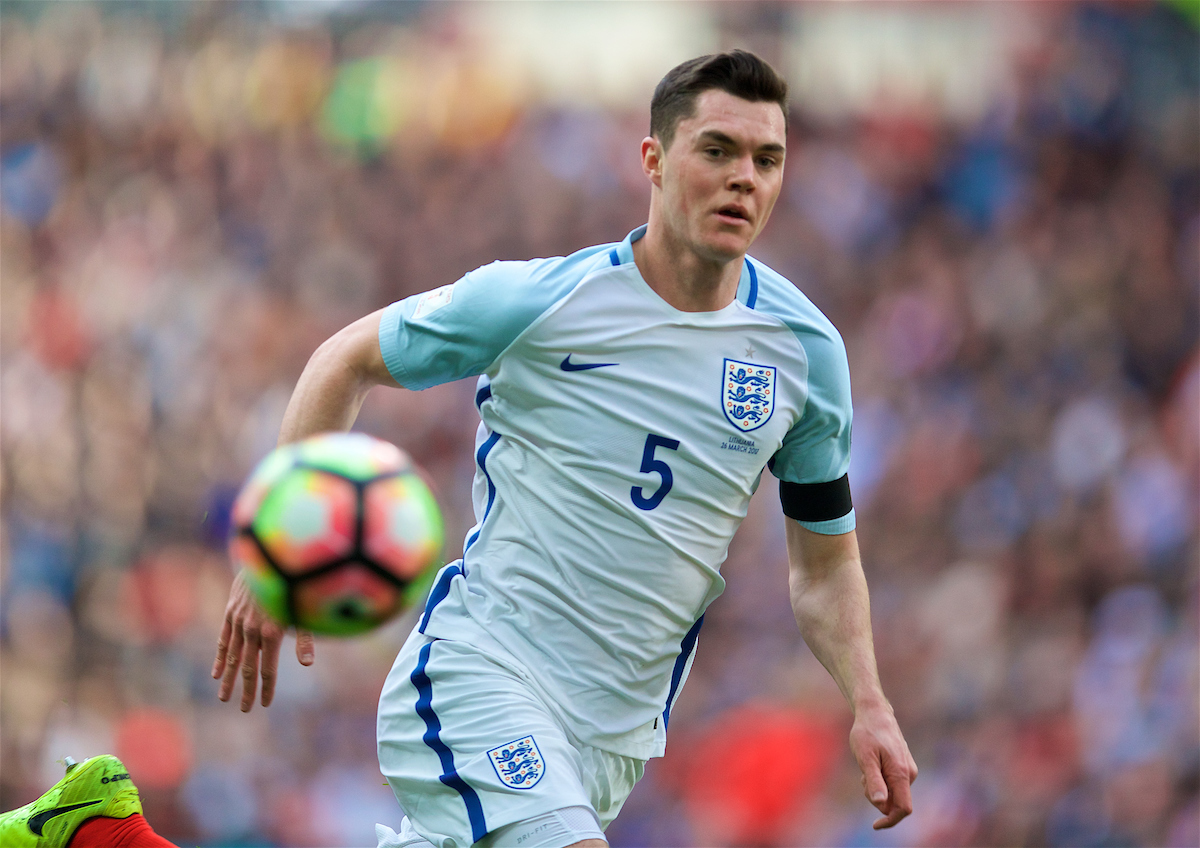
649, 50, 789, 150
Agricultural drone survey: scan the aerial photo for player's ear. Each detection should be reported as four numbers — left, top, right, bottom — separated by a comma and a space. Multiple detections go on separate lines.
641, 136, 664, 188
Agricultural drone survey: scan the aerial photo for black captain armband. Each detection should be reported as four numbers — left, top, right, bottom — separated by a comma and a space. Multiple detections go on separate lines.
779, 475, 854, 522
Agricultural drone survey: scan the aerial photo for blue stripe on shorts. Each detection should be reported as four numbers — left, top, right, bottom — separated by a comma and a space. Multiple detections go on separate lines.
410, 640, 489, 842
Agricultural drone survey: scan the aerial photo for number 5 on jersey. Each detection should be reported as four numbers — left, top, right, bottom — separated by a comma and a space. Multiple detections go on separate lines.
631, 434, 680, 511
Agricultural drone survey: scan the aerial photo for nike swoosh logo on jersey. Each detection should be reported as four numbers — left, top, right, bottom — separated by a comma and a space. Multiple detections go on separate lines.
560, 355, 617, 371
29, 800, 104, 835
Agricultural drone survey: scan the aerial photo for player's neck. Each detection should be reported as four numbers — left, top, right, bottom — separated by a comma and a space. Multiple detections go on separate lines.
632, 224, 742, 313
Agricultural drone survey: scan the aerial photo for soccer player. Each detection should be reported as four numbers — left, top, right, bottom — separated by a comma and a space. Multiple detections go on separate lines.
213, 50, 917, 847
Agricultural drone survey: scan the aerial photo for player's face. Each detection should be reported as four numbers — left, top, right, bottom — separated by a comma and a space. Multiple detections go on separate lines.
650, 89, 787, 263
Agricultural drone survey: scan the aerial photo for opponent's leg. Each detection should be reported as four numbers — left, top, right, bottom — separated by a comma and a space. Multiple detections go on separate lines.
0, 755, 174, 848
72, 814, 177, 848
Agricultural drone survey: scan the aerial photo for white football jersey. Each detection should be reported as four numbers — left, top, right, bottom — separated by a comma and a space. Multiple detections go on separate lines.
378, 226, 854, 759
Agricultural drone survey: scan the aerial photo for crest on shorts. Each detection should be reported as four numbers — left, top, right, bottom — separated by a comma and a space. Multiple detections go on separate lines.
487, 735, 545, 790
722, 358, 776, 432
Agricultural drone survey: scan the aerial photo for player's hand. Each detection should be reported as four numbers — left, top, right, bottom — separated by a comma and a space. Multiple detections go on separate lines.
212, 570, 315, 711
849, 702, 917, 829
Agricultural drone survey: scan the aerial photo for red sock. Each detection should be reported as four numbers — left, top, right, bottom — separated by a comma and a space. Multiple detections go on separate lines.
69, 814, 178, 848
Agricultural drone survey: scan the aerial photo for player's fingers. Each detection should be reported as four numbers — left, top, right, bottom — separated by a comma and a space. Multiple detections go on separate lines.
218, 624, 245, 702
260, 631, 283, 708
873, 807, 910, 830
861, 752, 889, 810
872, 753, 914, 829
212, 615, 233, 679
295, 629, 315, 666
239, 626, 262, 712
886, 761, 914, 819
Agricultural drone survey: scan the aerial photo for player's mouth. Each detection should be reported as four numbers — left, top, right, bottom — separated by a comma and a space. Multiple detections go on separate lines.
715, 205, 751, 226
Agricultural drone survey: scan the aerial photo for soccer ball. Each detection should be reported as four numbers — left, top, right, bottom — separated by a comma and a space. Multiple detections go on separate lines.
228, 432, 444, 636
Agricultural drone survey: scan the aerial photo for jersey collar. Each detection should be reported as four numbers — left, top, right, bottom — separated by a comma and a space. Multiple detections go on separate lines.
616, 225, 758, 309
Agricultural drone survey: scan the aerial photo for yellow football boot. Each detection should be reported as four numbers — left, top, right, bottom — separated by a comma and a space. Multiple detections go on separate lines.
0, 755, 142, 847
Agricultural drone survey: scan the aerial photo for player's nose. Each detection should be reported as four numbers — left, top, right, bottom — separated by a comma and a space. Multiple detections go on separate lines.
727, 154, 756, 193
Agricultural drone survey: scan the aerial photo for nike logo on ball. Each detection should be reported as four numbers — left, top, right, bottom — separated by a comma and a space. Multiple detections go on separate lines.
560, 354, 617, 371
29, 800, 103, 835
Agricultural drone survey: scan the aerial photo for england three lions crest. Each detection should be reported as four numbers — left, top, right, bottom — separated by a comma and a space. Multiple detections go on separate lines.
487, 735, 545, 789
723, 359, 776, 432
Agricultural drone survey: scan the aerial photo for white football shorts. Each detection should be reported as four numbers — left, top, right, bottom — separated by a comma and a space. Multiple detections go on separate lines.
377, 630, 644, 848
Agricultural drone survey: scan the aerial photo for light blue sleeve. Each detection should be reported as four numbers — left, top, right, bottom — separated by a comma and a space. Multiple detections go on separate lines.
378, 247, 610, 390
752, 262, 856, 534
772, 327, 855, 533
771, 326, 853, 486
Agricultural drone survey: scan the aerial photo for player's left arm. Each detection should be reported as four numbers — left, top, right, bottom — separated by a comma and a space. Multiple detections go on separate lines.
786, 522, 917, 829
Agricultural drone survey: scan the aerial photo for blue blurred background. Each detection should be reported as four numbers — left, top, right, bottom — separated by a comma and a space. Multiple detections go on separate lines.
1, 2, 1196, 846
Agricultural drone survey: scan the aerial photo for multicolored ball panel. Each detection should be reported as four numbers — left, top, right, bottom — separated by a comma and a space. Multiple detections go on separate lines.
362, 475, 445, 582
231, 445, 299, 530
252, 468, 357, 576
291, 567, 403, 636
296, 431, 409, 483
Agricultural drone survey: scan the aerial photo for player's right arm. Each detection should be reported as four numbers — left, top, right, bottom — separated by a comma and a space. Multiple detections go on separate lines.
213, 309, 399, 712
276, 309, 402, 443
216, 252, 599, 711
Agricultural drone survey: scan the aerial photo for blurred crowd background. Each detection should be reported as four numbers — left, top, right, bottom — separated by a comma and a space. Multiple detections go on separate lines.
1, 1, 1197, 846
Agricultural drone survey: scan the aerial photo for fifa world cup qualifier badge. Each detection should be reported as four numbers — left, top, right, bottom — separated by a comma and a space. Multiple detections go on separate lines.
487, 736, 545, 789
722, 358, 776, 432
